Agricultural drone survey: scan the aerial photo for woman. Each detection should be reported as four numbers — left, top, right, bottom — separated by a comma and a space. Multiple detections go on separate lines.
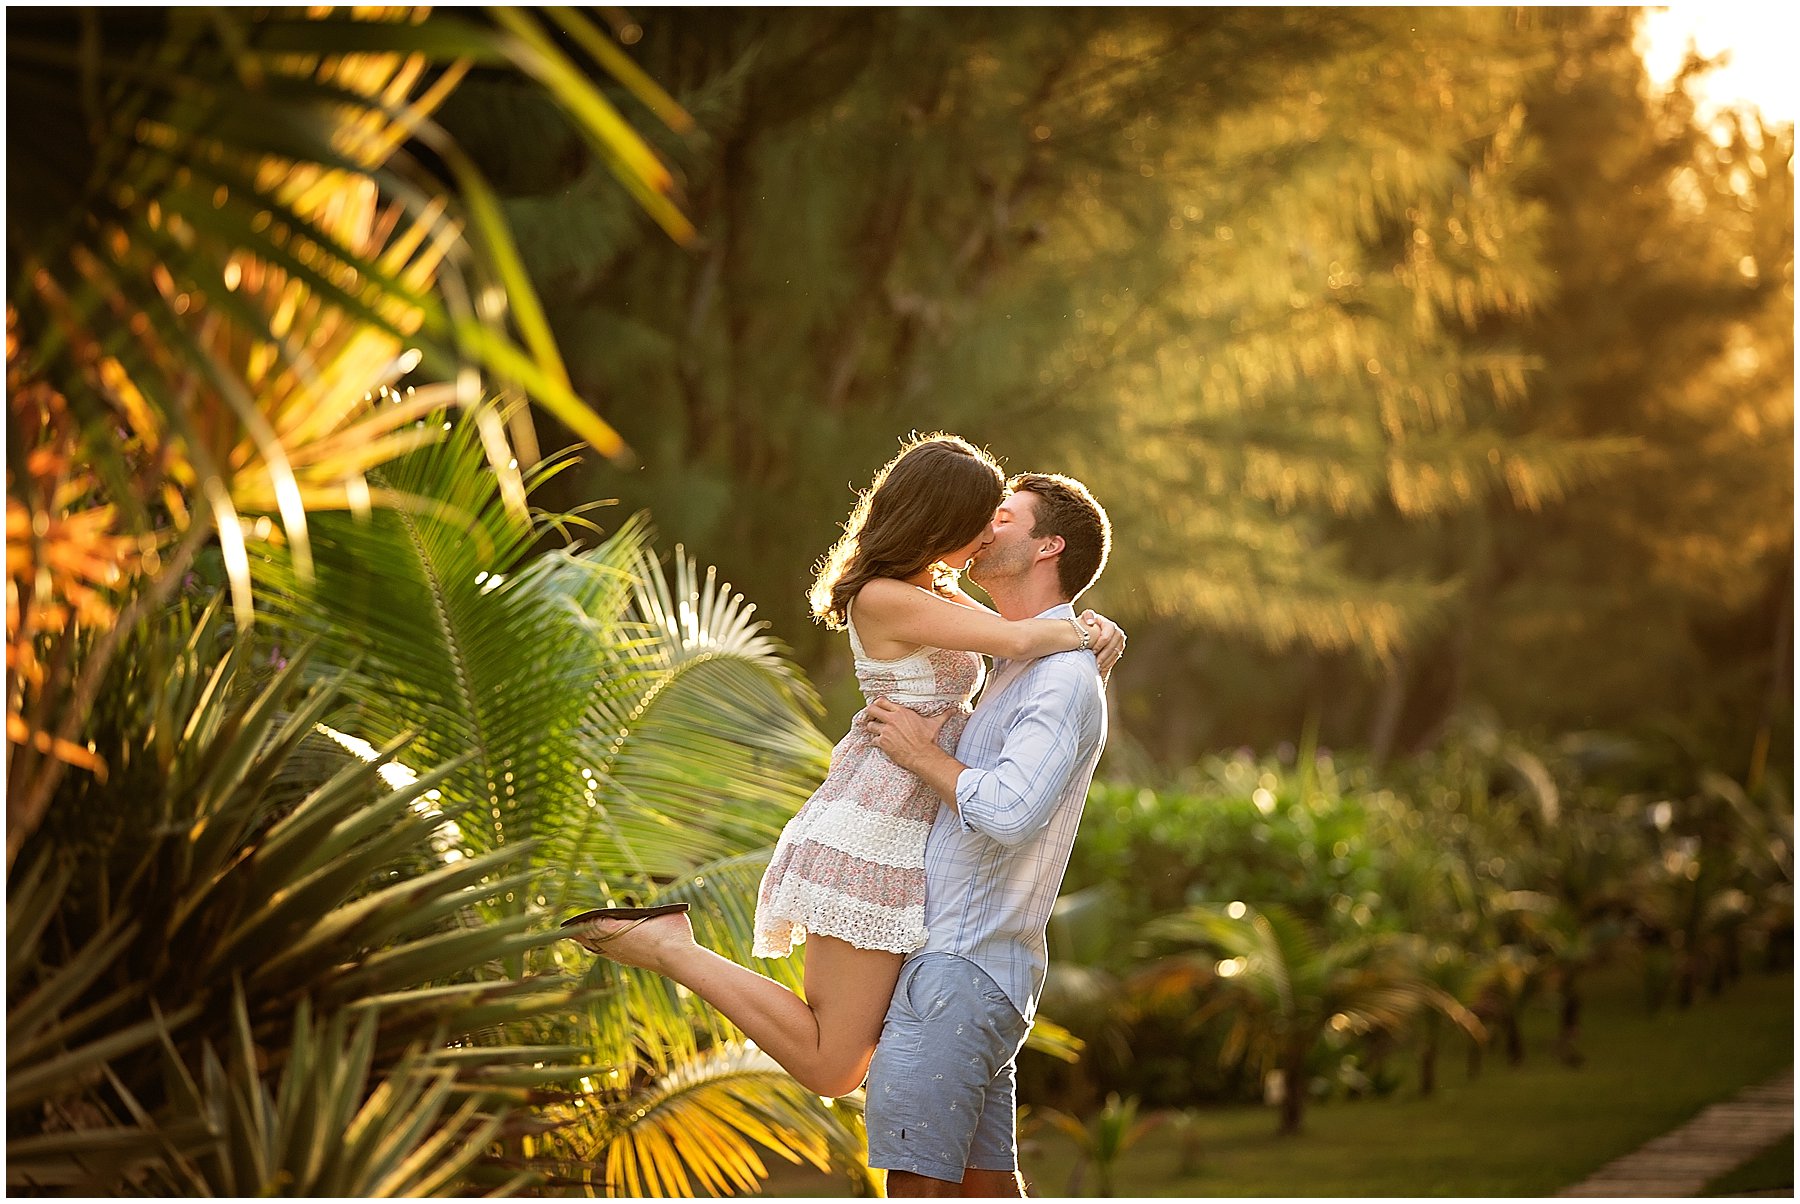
564, 433, 1121, 1096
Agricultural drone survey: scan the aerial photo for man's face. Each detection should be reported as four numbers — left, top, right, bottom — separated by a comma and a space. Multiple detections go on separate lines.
969, 491, 1041, 586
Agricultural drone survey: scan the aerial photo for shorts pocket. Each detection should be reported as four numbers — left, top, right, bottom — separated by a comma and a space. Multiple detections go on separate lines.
897, 956, 955, 1022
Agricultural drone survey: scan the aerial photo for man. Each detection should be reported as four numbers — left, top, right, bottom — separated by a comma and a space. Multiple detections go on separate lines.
564, 471, 1117, 1193
861, 471, 1115, 1197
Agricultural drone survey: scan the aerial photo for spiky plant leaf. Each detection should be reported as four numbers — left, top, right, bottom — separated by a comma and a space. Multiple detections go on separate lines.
8, 598, 594, 1195
6, 6, 699, 862
138, 989, 529, 1197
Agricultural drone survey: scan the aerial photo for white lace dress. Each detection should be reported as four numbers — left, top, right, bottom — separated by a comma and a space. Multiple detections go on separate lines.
752, 605, 983, 957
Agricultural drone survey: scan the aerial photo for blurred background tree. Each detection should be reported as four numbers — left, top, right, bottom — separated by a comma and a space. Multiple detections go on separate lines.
440, 6, 1790, 781
1462, 9, 1793, 781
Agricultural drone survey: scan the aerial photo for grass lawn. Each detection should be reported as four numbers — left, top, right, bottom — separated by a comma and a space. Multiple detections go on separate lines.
1703, 1131, 1793, 1196
755, 956, 1792, 1197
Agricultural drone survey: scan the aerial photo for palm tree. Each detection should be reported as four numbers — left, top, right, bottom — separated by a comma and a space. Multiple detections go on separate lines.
6, 6, 689, 863
1042, 1093, 1163, 1197
1142, 903, 1481, 1135
1382, 936, 1484, 1097
1464, 941, 1541, 1073
249, 412, 877, 1184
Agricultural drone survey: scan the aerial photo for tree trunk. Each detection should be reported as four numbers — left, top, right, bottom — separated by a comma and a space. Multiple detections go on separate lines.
1419, 1024, 1439, 1097
1642, 942, 1672, 1012
1504, 1011, 1525, 1066
1748, 558, 1791, 792
1409, 616, 1475, 756
1556, 973, 1584, 1067
1278, 1042, 1308, 1135
1367, 653, 1408, 770
1720, 925, 1743, 987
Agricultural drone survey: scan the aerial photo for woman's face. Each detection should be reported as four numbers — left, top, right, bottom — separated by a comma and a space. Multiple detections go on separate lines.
940, 522, 994, 572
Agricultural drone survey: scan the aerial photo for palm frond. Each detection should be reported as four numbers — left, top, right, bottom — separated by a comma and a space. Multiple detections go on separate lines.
571, 851, 805, 1081
7, 5, 697, 862
562, 545, 830, 881
1143, 903, 1312, 1017
9, 7, 687, 475
254, 416, 596, 880
254, 419, 831, 903
548, 1042, 862, 1199
527, 538, 828, 891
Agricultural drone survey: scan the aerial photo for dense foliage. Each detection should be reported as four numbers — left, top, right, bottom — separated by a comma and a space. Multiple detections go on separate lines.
1033, 721, 1792, 1131
6, 8, 860, 1196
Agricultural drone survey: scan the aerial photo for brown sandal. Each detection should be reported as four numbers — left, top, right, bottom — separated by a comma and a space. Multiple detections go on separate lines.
560, 902, 690, 952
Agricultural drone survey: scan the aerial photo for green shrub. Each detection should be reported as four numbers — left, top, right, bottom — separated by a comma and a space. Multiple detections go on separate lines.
1068, 752, 1390, 941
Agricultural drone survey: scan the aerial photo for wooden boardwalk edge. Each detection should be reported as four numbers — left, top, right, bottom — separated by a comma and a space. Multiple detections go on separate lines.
1558, 1068, 1794, 1197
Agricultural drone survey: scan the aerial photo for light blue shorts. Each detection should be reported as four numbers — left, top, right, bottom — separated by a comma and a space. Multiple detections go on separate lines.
864, 953, 1032, 1183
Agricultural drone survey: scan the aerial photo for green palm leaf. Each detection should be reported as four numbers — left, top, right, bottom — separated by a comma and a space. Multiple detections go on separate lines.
562, 546, 830, 882
8, 7, 687, 463
254, 417, 597, 878
254, 415, 830, 900
7, 6, 704, 864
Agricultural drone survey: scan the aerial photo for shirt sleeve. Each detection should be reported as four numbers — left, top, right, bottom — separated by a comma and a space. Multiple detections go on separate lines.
952, 657, 1101, 848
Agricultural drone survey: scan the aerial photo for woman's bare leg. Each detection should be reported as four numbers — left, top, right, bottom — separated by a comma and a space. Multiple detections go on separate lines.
577, 913, 901, 1098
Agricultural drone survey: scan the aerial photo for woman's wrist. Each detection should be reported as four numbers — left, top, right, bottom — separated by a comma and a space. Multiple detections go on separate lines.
1065, 615, 1091, 652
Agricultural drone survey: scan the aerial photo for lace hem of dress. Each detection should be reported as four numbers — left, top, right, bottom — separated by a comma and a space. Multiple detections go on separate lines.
799, 801, 934, 867
753, 880, 928, 957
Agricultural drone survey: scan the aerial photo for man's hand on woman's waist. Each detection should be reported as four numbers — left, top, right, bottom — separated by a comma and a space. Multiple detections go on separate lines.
865, 699, 964, 808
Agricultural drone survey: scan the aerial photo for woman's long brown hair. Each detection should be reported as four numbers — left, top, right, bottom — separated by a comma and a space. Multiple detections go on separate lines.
809, 434, 1004, 630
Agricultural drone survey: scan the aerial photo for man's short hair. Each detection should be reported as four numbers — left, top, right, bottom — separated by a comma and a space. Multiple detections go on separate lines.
1007, 472, 1110, 601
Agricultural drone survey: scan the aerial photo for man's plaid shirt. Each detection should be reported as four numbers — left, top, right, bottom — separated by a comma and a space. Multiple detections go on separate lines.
909, 602, 1108, 1021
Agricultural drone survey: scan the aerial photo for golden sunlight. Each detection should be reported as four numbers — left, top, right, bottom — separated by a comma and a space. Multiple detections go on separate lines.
1639, 3, 1798, 127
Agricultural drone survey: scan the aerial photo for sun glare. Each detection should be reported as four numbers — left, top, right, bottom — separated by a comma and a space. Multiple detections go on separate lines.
1638, 3, 1798, 129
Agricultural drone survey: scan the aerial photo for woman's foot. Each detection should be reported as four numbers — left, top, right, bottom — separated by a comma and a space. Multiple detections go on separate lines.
562, 904, 695, 971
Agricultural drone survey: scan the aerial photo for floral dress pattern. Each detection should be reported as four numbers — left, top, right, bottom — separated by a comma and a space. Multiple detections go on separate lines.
752, 603, 983, 957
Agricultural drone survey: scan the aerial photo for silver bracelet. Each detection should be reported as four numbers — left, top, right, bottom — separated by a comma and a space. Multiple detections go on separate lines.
1066, 616, 1092, 652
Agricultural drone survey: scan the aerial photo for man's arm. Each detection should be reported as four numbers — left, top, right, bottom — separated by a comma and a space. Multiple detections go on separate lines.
868, 660, 1101, 847
949, 666, 1097, 846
